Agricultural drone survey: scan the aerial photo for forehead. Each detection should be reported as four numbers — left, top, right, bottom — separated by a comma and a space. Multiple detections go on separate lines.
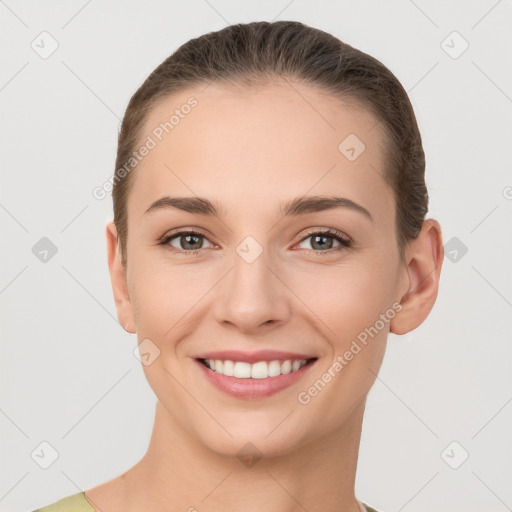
128, 80, 393, 222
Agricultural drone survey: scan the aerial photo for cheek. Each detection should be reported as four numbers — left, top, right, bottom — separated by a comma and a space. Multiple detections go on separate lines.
293, 264, 392, 428
127, 254, 217, 340
291, 256, 396, 346
335, 276, 388, 343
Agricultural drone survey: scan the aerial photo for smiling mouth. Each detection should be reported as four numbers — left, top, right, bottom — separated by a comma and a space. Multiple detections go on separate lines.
198, 357, 317, 379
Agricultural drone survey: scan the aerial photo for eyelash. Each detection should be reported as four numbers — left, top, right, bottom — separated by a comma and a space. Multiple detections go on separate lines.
158, 228, 352, 256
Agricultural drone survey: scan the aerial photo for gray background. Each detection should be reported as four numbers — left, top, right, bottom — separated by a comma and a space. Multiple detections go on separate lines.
1, 1, 511, 511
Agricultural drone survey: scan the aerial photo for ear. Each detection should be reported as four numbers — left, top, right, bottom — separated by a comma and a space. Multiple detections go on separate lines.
106, 221, 136, 333
390, 219, 444, 335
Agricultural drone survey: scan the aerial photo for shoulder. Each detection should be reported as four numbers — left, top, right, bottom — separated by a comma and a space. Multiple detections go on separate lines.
31, 492, 95, 512
362, 503, 382, 512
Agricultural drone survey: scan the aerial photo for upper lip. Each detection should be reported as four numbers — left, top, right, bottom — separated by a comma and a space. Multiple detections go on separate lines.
195, 350, 317, 364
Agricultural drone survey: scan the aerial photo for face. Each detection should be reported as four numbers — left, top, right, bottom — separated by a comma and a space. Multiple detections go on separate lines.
113, 80, 410, 458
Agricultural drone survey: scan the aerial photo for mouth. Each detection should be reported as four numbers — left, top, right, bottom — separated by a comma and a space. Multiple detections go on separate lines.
197, 357, 317, 378
194, 351, 318, 399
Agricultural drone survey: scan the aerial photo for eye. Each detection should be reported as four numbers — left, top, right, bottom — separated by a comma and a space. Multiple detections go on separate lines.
159, 227, 352, 255
295, 228, 351, 252
160, 229, 215, 254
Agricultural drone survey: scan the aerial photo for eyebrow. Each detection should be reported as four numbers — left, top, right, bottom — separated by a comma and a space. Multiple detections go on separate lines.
144, 195, 373, 221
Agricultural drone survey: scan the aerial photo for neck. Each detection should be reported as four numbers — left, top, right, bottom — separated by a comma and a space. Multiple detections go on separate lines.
120, 398, 367, 512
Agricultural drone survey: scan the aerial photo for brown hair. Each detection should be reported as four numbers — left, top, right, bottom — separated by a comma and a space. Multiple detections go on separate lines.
112, 20, 428, 266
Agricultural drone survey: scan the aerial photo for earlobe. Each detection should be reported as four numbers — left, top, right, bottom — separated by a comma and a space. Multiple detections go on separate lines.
106, 221, 136, 333
390, 219, 444, 335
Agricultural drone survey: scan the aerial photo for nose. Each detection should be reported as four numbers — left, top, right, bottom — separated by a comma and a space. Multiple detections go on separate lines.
212, 246, 291, 334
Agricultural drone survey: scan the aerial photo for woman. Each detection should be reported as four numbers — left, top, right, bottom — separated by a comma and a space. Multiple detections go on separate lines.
33, 20, 443, 512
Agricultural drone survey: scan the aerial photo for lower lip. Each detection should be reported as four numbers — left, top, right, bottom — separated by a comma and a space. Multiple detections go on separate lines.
196, 359, 316, 399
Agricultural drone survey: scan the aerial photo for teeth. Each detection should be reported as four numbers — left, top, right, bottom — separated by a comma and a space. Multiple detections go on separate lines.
281, 360, 292, 374
234, 362, 251, 378
223, 360, 234, 376
251, 361, 268, 379
268, 360, 281, 377
204, 358, 309, 379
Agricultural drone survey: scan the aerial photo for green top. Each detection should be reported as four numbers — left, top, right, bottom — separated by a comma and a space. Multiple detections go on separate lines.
32, 491, 380, 511
32, 492, 95, 512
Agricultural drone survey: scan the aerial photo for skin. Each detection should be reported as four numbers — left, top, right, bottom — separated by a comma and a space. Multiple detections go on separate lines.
85, 79, 443, 512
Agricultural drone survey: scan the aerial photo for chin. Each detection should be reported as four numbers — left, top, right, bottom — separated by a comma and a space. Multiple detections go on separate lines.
193, 418, 314, 462
203, 436, 300, 462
